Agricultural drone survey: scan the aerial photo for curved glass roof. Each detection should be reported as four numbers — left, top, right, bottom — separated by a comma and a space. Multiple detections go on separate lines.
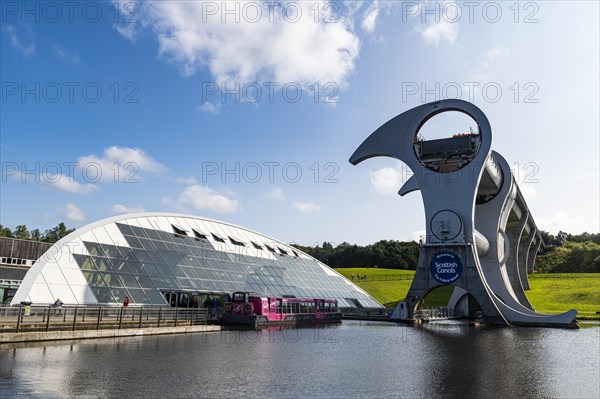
12, 213, 382, 309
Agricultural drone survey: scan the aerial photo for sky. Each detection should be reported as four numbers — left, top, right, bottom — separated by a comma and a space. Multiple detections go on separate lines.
1, 1, 599, 246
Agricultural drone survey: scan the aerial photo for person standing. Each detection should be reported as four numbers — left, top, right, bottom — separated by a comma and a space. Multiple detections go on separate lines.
123, 296, 130, 317
53, 298, 63, 315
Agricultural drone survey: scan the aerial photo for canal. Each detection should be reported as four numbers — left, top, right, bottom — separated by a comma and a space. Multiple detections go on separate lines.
1, 320, 599, 398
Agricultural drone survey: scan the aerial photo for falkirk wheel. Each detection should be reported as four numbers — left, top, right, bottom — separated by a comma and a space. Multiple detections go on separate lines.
350, 99, 577, 327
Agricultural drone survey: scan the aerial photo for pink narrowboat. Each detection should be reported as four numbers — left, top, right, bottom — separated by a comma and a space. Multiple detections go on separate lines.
221, 292, 343, 327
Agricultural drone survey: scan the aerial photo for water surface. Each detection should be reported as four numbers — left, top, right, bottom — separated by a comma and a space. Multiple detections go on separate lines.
1, 321, 598, 398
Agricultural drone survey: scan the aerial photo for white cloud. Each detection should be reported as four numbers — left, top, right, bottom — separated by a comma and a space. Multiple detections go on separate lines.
4, 25, 35, 56
43, 174, 100, 194
370, 167, 402, 194
266, 187, 286, 202
406, 230, 426, 242
176, 176, 198, 185
112, 203, 145, 214
52, 43, 81, 65
292, 202, 321, 213
362, 1, 381, 33
199, 102, 222, 114
418, 20, 458, 46
78, 146, 165, 182
536, 212, 588, 235
113, 1, 360, 88
177, 185, 239, 214
486, 46, 510, 60
62, 203, 85, 222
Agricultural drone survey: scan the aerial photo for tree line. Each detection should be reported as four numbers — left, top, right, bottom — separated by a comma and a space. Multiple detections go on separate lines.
292, 240, 421, 270
0, 223, 75, 243
536, 231, 600, 273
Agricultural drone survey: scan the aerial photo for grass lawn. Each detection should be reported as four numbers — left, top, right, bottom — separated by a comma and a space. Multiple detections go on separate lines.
335, 268, 600, 318
527, 273, 600, 318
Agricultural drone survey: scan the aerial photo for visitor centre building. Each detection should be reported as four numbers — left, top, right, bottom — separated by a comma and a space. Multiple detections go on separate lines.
11, 213, 382, 309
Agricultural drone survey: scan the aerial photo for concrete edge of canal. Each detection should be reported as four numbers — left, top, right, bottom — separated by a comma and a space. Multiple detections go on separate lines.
0, 325, 221, 344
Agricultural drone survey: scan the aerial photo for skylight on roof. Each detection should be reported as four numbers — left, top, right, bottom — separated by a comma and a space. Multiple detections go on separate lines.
172, 225, 188, 236
193, 229, 208, 240
211, 233, 226, 243
229, 236, 246, 246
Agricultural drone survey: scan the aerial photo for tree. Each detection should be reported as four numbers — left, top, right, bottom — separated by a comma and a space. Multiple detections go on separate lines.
30, 229, 42, 241
41, 222, 75, 243
0, 224, 14, 238
13, 225, 30, 240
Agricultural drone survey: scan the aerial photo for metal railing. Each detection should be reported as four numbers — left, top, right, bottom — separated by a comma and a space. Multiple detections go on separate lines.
414, 307, 453, 320
0, 305, 208, 334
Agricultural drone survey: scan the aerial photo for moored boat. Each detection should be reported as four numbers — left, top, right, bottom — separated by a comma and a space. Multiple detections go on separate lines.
221, 292, 342, 327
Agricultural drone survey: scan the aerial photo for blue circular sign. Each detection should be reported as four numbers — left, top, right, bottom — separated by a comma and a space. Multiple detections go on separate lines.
430, 252, 463, 284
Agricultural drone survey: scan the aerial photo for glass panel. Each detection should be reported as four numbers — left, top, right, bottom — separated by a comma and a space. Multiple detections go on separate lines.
125, 260, 145, 274
141, 262, 161, 275
134, 274, 154, 289
168, 265, 187, 278
125, 236, 143, 249
156, 230, 174, 243
112, 258, 132, 274
160, 252, 177, 265
84, 242, 106, 257
181, 267, 198, 279
95, 258, 115, 272
153, 240, 169, 252
130, 225, 148, 238
148, 251, 165, 264
91, 286, 115, 303
74, 255, 97, 271
116, 223, 134, 236
109, 287, 130, 303
149, 276, 167, 289
144, 228, 161, 241
144, 289, 167, 304
82, 270, 105, 286
101, 244, 120, 258
139, 239, 156, 251
119, 273, 142, 288
194, 269, 209, 279
177, 277, 194, 289
150, 263, 173, 276
127, 288, 150, 304
162, 276, 181, 289
101, 272, 124, 287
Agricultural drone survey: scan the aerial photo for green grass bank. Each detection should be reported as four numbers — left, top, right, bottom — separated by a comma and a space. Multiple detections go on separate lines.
335, 268, 600, 318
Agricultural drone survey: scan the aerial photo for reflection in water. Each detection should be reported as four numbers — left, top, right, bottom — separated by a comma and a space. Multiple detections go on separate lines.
1, 321, 598, 398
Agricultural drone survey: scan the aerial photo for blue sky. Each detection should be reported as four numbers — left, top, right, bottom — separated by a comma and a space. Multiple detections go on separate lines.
1, 1, 598, 245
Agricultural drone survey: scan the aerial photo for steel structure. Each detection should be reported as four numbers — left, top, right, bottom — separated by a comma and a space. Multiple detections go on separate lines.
350, 99, 577, 327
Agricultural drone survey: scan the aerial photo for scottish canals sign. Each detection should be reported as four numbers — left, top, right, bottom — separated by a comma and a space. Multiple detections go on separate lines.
430, 252, 463, 284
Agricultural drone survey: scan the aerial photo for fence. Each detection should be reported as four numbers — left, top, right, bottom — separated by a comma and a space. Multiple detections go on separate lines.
350, 273, 413, 282
0, 305, 208, 334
